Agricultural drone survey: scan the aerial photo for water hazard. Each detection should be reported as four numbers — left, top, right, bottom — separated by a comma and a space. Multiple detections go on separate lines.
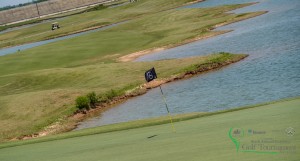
75, 0, 300, 130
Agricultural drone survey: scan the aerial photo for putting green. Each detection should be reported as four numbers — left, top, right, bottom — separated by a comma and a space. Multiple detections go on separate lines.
0, 98, 299, 161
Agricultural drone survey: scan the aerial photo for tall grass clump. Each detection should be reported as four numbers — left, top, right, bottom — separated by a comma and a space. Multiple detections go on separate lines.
75, 96, 90, 110
87, 92, 98, 108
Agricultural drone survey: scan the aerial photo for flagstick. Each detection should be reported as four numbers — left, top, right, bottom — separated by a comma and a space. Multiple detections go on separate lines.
159, 85, 176, 133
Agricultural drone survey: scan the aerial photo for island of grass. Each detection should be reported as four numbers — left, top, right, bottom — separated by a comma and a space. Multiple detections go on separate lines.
0, 0, 267, 141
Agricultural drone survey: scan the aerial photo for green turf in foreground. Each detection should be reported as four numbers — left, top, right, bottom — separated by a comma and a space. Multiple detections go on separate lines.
0, 98, 299, 161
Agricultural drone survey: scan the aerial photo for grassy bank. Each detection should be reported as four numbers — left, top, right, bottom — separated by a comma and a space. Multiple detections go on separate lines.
0, 98, 299, 160
0, 1, 267, 141
0, 53, 246, 142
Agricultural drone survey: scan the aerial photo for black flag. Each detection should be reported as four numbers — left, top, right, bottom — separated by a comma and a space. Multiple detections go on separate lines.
145, 67, 157, 82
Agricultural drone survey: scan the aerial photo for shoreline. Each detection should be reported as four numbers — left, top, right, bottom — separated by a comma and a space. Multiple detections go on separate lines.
117, 30, 232, 62
3, 96, 299, 149
14, 53, 248, 141
118, 10, 268, 62
9, 8, 268, 142
4, 1, 268, 142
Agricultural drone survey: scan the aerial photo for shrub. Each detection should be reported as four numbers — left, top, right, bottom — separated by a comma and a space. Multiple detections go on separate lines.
98, 94, 109, 103
106, 89, 118, 100
98, 89, 119, 103
87, 92, 98, 108
75, 96, 90, 110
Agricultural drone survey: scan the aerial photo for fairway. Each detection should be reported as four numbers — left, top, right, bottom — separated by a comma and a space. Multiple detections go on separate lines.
0, 98, 299, 161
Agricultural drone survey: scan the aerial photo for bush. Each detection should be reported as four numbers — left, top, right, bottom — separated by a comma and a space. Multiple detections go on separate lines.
87, 92, 98, 108
98, 94, 109, 103
98, 89, 119, 103
106, 89, 118, 100
75, 96, 90, 110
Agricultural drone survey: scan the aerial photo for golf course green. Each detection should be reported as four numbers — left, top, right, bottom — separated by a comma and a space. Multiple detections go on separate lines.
0, 98, 298, 161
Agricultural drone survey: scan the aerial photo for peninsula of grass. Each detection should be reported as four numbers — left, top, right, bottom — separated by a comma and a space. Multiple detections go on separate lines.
0, 0, 267, 141
0, 98, 299, 161
0, 0, 266, 49
0, 53, 247, 141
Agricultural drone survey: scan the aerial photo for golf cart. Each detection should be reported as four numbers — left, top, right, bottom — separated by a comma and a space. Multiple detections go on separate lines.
52, 22, 60, 30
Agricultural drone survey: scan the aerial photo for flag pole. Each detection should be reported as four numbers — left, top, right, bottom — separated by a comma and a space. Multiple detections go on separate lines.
159, 85, 176, 133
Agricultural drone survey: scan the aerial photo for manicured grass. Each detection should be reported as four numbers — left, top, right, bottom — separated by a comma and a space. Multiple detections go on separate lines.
0, 1, 266, 141
0, 98, 299, 161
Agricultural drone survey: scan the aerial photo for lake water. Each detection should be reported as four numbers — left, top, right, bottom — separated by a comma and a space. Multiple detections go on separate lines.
75, 0, 300, 130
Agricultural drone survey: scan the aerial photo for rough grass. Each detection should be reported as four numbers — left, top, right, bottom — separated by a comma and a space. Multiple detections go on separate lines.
0, 98, 299, 161
0, 53, 246, 141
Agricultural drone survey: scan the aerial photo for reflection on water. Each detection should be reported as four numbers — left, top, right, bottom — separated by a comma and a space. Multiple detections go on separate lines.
69, 0, 300, 130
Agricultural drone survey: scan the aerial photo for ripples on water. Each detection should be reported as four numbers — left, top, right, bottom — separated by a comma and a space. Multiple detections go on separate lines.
57, 0, 300, 130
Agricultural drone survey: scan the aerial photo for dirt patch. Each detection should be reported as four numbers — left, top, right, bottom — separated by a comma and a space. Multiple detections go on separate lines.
118, 8, 267, 63
117, 30, 232, 62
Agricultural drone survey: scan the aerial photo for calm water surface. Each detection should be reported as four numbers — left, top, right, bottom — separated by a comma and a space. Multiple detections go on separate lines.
76, 0, 300, 130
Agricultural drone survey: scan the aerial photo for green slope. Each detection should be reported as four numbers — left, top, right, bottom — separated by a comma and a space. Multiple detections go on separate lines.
0, 98, 299, 161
